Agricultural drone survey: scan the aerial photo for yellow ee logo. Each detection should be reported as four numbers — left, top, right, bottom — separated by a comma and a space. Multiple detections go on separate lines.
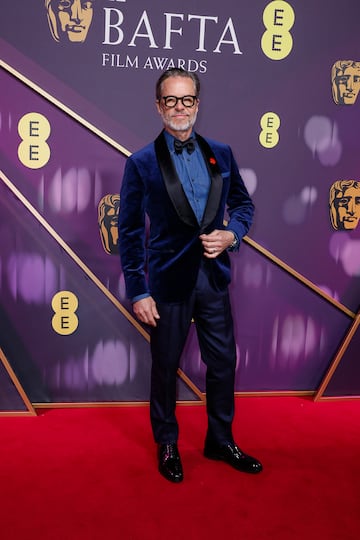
259, 112, 281, 148
51, 291, 79, 335
261, 1, 295, 60
18, 113, 51, 169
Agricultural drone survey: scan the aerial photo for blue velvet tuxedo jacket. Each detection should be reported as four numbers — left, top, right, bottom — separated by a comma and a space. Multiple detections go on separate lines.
118, 130, 254, 303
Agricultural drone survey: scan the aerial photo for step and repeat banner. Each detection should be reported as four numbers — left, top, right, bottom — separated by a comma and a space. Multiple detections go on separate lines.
0, 0, 359, 411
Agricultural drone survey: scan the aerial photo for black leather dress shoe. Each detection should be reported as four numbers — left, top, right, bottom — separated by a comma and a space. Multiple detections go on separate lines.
204, 441, 263, 474
158, 443, 183, 483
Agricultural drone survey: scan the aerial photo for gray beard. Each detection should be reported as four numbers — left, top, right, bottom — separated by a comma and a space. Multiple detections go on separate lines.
165, 112, 198, 133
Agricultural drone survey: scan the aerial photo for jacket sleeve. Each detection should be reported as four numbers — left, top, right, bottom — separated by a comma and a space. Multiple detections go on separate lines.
118, 156, 149, 300
225, 147, 255, 248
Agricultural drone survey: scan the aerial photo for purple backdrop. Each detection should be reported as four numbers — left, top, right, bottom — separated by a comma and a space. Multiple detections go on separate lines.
1, 1, 359, 409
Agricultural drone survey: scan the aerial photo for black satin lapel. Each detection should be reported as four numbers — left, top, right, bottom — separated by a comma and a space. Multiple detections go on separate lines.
154, 132, 198, 228
195, 134, 223, 232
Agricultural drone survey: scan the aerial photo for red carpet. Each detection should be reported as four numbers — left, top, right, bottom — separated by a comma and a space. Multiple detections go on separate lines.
0, 397, 360, 539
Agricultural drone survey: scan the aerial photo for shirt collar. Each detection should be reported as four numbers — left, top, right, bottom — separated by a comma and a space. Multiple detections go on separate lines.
163, 130, 195, 153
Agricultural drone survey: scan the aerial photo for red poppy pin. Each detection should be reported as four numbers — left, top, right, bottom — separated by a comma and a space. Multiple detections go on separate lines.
209, 157, 216, 165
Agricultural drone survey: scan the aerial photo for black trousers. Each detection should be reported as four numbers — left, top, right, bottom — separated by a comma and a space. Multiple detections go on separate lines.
150, 260, 237, 445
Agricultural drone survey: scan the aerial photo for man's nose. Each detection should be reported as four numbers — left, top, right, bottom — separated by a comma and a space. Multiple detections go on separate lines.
175, 100, 185, 110
347, 199, 355, 214
71, 0, 83, 23
346, 77, 354, 91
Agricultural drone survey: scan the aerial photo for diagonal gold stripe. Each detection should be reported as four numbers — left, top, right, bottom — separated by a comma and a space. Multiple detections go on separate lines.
177, 368, 206, 402
243, 235, 356, 319
0, 60, 131, 157
0, 170, 206, 402
2, 60, 353, 319
0, 168, 148, 340
0, 347, 36, 415
314, 310, 360, 401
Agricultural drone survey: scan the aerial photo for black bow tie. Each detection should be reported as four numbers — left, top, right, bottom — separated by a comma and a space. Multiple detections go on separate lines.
174, 138, 195, 155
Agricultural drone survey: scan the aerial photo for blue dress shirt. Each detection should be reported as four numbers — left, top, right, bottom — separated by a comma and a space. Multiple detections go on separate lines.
163, 130, 210, 224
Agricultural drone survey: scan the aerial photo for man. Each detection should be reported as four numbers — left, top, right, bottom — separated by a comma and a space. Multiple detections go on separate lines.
332, 60, 360, 105
45, 0, 94, 43
118, 68, 262, 483
329, 180, 360, 230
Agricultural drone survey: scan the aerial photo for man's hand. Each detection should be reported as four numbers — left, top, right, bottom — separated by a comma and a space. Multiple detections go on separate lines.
199, 230, 235, 258
133, 296, 160, 327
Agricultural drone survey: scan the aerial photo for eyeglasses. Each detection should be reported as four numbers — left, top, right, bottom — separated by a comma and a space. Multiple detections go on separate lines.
161, 95, 198, 108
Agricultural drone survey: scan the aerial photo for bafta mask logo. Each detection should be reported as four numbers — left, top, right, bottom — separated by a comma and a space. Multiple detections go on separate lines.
332, 60, 360, 105
98, 194, 120, 255
329, 180, 360, 231
45, 0, 94, 43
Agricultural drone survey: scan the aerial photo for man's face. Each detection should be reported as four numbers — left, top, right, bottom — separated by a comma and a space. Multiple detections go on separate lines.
156, 76, 199, 139
334, 65, 360, 105
48, 0, 94, 43
335, 186, 360, 229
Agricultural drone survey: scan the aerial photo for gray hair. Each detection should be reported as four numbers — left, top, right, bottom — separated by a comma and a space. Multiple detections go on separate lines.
155, 68, 200, 101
